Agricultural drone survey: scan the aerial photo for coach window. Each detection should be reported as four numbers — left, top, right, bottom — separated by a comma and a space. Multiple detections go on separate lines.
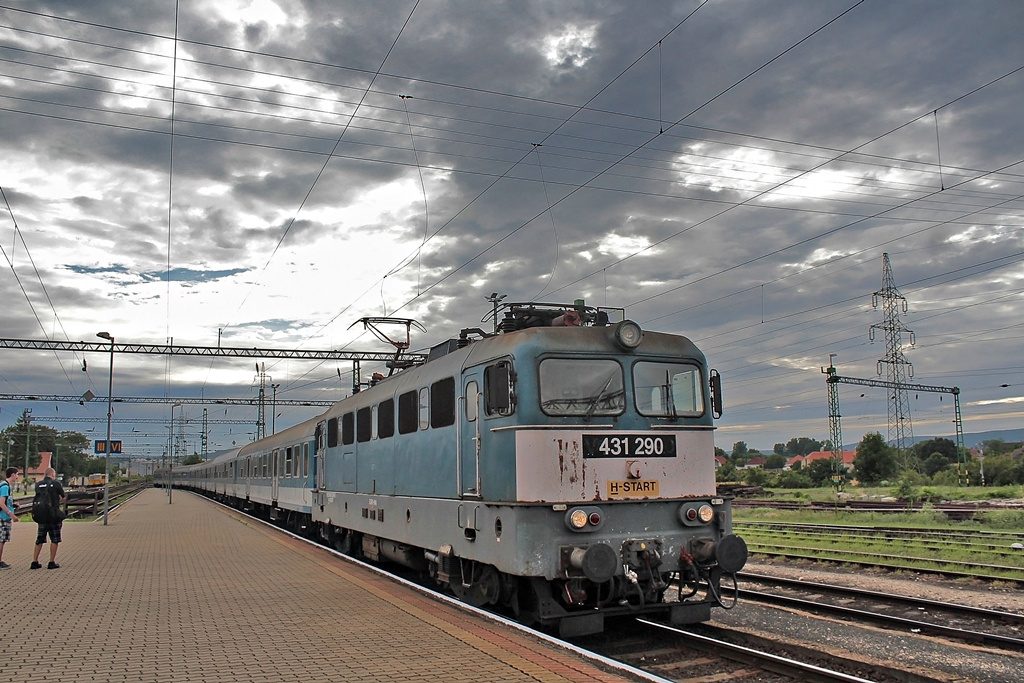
379, 398, 395, 439
356, 407, 372, 443
262, 454, 268, 478
342, 412, 354, 445
465, 381, 479, 422
327, 418, 339, 448
285, 447, 293, 477
484, 360, 514, 416
398, 390, 418, 434
419, 387, 430, 430
430, 377, 456, 428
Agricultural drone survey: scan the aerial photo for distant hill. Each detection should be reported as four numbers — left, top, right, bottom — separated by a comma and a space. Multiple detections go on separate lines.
842, 428, 1024, 451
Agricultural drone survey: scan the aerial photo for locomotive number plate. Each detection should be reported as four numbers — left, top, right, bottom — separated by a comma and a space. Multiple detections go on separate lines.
583, 434, 677, 458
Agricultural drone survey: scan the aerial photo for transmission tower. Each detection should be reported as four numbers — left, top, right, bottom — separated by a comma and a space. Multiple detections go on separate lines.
256, 363, 267, 441
869, 253, 915, 469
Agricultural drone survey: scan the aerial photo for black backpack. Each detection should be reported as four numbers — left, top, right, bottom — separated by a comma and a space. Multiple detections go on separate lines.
32, 481, 63, 524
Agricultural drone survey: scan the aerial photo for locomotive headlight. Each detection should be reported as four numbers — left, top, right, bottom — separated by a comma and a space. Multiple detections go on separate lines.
569, 509, 589, 529
565, 506, 604, 532
698, 504, 715, 523
613, 320, 642, 350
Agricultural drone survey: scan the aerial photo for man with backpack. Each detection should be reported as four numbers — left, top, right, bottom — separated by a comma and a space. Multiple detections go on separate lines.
0, 467, 20, 569
31, 467, 65, 570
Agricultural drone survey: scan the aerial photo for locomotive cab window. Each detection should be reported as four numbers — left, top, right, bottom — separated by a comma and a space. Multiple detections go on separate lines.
539, 359, 624, 417
484, 360, 514, 416
633, 362, 705, 417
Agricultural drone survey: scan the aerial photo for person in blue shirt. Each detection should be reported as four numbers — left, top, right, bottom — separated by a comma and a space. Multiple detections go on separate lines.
0, 467, 20, 569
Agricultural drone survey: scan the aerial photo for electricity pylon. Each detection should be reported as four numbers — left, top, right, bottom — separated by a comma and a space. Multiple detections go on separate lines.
869, 253, 915, 470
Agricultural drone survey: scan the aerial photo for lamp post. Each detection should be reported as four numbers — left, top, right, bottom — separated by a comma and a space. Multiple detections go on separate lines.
168, 403, 181, 504
97, 332, 115, 525
23, 408, 32, 492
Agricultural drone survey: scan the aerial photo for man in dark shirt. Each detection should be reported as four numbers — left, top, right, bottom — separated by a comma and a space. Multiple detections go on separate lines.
31, 467, 65, 570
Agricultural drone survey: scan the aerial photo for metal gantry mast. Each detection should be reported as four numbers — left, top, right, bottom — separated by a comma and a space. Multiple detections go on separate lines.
822, 354, 845, 491
869, 253, 916, 469
824, 361, 969, 484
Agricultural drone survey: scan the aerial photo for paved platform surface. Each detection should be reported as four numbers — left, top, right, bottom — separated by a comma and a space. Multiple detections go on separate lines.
0, 488, 644, 683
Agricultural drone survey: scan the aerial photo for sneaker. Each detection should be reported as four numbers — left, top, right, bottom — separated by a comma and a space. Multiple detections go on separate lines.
30, 561, 42, 569
0, 561, 11, 569
47, 561, 60, 570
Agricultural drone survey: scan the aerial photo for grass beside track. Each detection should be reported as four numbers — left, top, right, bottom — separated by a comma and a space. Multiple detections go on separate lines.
733, 506, 1024, 581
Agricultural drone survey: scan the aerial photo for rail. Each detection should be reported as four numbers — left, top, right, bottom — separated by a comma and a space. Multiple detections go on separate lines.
7, 482, 151, 519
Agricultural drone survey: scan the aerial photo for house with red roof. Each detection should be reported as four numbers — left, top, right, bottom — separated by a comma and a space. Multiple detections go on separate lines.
787, 450, 856, 471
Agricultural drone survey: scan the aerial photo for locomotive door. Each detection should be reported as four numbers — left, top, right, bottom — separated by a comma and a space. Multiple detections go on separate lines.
459, 373, 482, 498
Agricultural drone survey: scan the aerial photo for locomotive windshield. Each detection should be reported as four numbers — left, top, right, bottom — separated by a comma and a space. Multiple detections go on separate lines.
633, 362, 704, 417
539, 359, 625, 416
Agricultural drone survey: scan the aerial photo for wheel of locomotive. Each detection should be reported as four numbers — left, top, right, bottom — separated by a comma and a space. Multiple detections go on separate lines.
332, 528, 356, 555
450, 564, 501, 607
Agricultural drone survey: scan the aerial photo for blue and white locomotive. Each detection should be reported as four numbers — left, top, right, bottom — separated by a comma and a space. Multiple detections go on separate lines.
176, 301, 747, 636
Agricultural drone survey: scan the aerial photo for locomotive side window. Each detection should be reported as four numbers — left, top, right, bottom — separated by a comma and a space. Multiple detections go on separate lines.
539, 359, 625, 416
484, 360, 514, 416
430, 377, 456, 428
342, 412, 354, 445
356, 407, 372, 442
419, 387, 430, 430
633, 362, 705, 417
465, 381, 479, 422
327, 418, 339, 448
378, 398, 395, 438
398, 390, 418, 434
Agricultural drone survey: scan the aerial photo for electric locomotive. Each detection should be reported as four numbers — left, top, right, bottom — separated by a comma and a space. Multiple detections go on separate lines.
306, 301, 746, 637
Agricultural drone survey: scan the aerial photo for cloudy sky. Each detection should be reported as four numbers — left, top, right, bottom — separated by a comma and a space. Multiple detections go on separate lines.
1, 0, 1022, 460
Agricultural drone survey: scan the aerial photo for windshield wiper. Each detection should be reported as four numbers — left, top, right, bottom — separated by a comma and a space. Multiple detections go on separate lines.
584, 374, 618, 420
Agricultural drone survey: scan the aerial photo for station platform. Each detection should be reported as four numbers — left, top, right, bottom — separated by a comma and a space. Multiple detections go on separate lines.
0, 488, 645, 683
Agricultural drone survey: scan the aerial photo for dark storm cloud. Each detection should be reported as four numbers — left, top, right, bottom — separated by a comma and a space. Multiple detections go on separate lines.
2, 0, 1023, 452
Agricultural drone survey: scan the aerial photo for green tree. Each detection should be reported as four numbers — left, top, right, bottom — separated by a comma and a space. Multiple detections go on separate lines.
785, 437, 823, 456
854, 432, 899, 484
805, 458, 836, 487
181, 452, 203, 466
715, 462, 738, 482
743, 466, 769, 486
912, 437, 957, 464
981, 455, 1024, 486
730, 441, 751, 467
773, 443, 786, 456
774, 470, 813, 488
921, 452, 951, 479
765, 453, 787, 470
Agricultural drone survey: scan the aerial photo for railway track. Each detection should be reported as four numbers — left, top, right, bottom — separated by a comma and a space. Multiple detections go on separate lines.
733, 520, 1024, 584
577, 617, 911, 682
734, 572, 1024, 651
